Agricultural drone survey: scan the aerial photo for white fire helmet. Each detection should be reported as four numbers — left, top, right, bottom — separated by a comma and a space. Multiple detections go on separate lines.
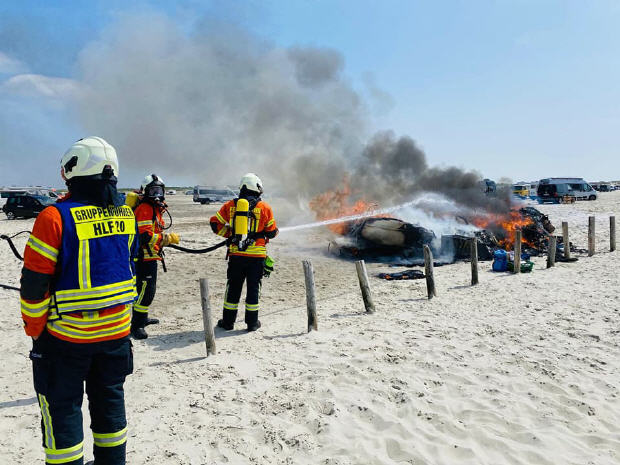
60, 136, 118, 180
239, 173, 263, 194
141, 174, 165, 191
141, 174, 166, 200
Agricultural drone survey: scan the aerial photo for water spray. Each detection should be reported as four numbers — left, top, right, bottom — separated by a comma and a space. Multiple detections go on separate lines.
279, 193, 477, 234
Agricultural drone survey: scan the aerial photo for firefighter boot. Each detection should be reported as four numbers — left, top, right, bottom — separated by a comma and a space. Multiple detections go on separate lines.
247, 320, 262, 332
131, 310, 149, 340
217, 309, 237, 331
245, 310, 261, 332
145, 317, 160, 326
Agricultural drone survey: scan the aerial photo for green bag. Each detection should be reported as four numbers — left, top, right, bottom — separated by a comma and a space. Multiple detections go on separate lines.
507, 260, 533, 273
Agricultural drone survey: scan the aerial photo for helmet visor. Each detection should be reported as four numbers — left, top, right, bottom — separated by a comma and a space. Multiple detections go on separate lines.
146, 184, 165, 199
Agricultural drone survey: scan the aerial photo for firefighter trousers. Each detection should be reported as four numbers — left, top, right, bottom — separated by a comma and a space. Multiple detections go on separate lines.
30, 332, 133, 465
222, 255, 264, 326
132, 259, 158, 327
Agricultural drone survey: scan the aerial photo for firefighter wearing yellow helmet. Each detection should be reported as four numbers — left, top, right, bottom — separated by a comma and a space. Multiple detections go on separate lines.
210, 173, 278, 331
20, 136, 136, 464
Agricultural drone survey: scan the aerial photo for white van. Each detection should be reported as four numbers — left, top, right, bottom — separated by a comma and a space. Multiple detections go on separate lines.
538, 178, 597, 201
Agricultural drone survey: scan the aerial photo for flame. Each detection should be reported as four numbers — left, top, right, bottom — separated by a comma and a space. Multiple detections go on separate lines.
309, 179, 379, 234
472, 210, 535, 250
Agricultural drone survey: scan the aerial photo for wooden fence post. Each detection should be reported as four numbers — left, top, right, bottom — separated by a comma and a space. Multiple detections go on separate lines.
355, 260, 375, 313
562, 221, 570, 259
470, 238, 479, 285
199, 278, 216, 356
588, 216, 595, 256
547, 236, 557, 268
514, 230, 522, 274
610, 216, 616, 252
302, 260, 318, 332
423, 245, 437, 298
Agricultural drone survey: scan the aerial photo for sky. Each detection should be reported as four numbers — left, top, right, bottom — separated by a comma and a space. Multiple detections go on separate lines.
1, 0, 619, 189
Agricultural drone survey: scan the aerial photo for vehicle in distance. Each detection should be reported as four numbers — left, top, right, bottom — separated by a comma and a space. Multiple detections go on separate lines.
193, 186, 237, 204
537, 178, 596, 203
2, 194, 56, 219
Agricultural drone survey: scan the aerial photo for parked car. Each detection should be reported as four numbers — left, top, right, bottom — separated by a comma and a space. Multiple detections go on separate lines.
193, 186, 237, 204
0, 190, 28, 208
166, 190, 177, 195
2, 194, 55, 219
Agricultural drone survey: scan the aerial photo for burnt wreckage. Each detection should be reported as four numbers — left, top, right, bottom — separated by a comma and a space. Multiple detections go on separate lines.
329, 207, 569, 264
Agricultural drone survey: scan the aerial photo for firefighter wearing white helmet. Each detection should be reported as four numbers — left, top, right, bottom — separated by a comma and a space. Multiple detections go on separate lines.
210, 173, 278, 332
130, 173, 180, 339
21, 136, 137, 464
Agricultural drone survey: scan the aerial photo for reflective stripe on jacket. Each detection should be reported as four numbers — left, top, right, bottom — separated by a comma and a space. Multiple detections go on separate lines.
53, 201, 138, 314
135, 202, 164, 261
21, 198, 138, 343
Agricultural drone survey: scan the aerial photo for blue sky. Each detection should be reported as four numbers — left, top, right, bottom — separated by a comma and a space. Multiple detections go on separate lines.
1, 0, 619, 187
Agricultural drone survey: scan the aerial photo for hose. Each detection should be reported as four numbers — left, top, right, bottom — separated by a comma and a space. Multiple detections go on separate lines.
0, 231, 30, 291
0, 283, 19, 291
167, 240, 228, 254
1, 230, 30, 261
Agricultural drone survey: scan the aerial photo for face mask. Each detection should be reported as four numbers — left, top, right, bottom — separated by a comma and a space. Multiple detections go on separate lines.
146, 185, 165, 199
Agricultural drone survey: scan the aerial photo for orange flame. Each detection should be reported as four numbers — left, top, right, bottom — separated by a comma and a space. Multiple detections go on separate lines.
309, 179, 379, 234
472, 210, 535, 250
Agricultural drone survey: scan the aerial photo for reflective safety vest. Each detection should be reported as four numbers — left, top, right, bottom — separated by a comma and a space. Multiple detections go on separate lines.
52, 201, 138, 314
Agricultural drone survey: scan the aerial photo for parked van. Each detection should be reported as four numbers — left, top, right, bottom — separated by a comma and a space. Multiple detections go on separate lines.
537, 178, 596, 203
512, 184, 529, 197
193, 186, 237, 204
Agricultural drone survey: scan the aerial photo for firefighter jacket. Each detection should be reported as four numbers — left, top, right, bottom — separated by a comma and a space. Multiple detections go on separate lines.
20, 197, 139, 343
135, 201, 165, 261
210, 198, 278, 258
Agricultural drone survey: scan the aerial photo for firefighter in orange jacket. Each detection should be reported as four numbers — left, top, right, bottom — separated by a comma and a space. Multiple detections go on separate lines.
210, 173, 278, 332
20, 137, 137, 465
131, 174, 179, 339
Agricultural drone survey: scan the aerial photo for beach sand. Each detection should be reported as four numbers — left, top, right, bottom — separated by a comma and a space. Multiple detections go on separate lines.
1, 192, 619, 464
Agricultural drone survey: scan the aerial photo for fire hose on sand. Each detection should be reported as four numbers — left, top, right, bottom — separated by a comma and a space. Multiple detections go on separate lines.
1, 231, 228, 291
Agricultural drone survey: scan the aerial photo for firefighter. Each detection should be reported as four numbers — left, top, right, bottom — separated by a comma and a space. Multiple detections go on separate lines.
131, 174, 179, 340
210, 173, 278, 331
20, 136, 137, 465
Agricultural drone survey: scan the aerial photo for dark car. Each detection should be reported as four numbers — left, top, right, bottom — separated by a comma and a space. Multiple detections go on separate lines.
2, 195, 55, 219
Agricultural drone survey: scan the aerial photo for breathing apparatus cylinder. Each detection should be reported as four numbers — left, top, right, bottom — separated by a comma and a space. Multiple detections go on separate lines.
234, 198, 250, 239
125, 191, 140, 209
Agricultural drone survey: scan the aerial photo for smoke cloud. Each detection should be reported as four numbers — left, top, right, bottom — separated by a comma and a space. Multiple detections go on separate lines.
75, 13, 362, 195
71, 12, 508, 217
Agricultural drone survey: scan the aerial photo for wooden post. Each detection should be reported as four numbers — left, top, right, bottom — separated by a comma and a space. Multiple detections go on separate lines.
302, 260, 318, 331
470, 238, 479, 285
610, 216, 616, 252
588, 216, 595, 256
547, 236, 557, 268
423, 245, 437, 298
355, 260, 375, 313
199, 278, 216, 356
514, 230, 522, 274
562, 221, 570, 259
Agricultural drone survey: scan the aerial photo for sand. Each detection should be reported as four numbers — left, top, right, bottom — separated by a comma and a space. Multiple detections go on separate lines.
1, 192, 619, 464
